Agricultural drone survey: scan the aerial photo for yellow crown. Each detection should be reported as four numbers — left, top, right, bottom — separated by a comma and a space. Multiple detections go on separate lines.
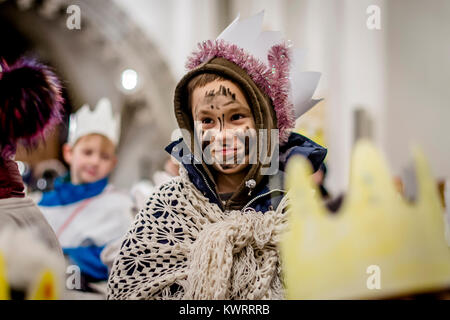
0, 252, 59, 300
281, 140, 450, 299
0, 229, 64, 300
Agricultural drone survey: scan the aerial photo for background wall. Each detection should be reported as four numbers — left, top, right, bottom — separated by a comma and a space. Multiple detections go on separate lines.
385, 0, 450, 180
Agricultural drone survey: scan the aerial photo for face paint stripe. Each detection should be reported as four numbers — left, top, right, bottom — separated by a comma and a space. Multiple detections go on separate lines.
203, 85, 237, 101
218, 117, 223, 131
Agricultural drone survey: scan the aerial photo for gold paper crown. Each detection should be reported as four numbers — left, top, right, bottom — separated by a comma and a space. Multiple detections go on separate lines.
281, 140, 450, 299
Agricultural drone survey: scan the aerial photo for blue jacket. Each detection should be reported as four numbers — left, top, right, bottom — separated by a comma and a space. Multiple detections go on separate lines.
165, 132, 327, 214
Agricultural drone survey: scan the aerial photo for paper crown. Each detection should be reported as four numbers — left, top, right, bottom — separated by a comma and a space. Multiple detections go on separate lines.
186, 11, 322, 144
68, 97, 120, 146
281, 140, 450, 299
0, 228, 65, 300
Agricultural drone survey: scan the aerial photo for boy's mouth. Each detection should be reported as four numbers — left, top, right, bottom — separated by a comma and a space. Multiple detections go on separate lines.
85, 169, 97, 177
219, 148, 238, 155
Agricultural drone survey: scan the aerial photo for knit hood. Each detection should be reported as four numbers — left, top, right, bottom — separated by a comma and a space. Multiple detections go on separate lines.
174, 57, 278, 210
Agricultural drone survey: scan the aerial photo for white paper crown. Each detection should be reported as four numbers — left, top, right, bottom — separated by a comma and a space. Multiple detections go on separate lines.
217, 11, 323, 118
68, 97, 120, 146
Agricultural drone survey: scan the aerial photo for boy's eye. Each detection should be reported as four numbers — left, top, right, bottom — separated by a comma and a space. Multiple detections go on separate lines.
231, 114, 245, 121
202, 118, 214, 124
101, 154, 111, 161
83, 149, 93, 156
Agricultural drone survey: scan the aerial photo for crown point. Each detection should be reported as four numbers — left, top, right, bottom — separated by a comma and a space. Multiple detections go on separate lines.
68, 97, 120, 146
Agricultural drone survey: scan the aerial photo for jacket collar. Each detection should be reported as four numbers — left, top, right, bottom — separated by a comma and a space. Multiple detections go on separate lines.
38, 174, 108, 206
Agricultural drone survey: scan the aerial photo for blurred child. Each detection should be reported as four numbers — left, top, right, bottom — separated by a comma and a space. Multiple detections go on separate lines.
0, 56, 64, 255
0, 56, 66, 299
38, 98, 134, 294
107, 12, 326, 300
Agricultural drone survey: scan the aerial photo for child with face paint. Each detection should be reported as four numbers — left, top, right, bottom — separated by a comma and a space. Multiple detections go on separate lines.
107, 13, 327, 300
189, 77, 257, 200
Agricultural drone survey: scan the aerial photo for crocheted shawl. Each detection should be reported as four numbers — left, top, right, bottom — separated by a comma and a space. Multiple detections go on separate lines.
107, 167, 289, 300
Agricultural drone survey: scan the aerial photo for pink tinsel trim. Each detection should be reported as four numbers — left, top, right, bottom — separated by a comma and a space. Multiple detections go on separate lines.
186, 39, 295, 144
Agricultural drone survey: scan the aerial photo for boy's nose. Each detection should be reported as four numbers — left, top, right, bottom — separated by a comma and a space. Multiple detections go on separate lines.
89, 154, 101, 166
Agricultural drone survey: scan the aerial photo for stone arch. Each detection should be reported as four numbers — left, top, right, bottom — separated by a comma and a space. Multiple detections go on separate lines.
0, 0, 178, 188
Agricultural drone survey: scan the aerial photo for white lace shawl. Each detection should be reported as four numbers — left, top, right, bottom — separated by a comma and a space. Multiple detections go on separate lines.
107, 167, 289, 300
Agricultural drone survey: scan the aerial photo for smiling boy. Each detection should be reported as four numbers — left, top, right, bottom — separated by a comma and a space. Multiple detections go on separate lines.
190, 77, 256, 197
107, 13, 326, 300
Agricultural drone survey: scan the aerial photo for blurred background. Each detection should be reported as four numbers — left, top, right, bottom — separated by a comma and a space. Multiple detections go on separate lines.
0, 0, 449, 199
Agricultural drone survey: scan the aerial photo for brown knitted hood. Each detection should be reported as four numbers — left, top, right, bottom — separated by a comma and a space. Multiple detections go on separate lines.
173, 57, 278, 210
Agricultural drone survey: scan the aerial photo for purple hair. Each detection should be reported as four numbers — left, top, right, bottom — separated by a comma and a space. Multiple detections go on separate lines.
186, 39, 295, 144
0, 57, 64, 159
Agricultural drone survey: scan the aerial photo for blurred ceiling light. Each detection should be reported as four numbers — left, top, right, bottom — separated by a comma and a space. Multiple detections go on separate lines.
121, 69, 138, 91
16, 0, 34, 10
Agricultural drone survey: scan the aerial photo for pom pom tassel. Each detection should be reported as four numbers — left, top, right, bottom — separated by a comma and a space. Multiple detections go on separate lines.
0, 57, 64, 159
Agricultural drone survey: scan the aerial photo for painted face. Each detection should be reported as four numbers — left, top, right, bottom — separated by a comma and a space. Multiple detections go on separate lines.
64, 134, 117, 185
191, 80, 256, 175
